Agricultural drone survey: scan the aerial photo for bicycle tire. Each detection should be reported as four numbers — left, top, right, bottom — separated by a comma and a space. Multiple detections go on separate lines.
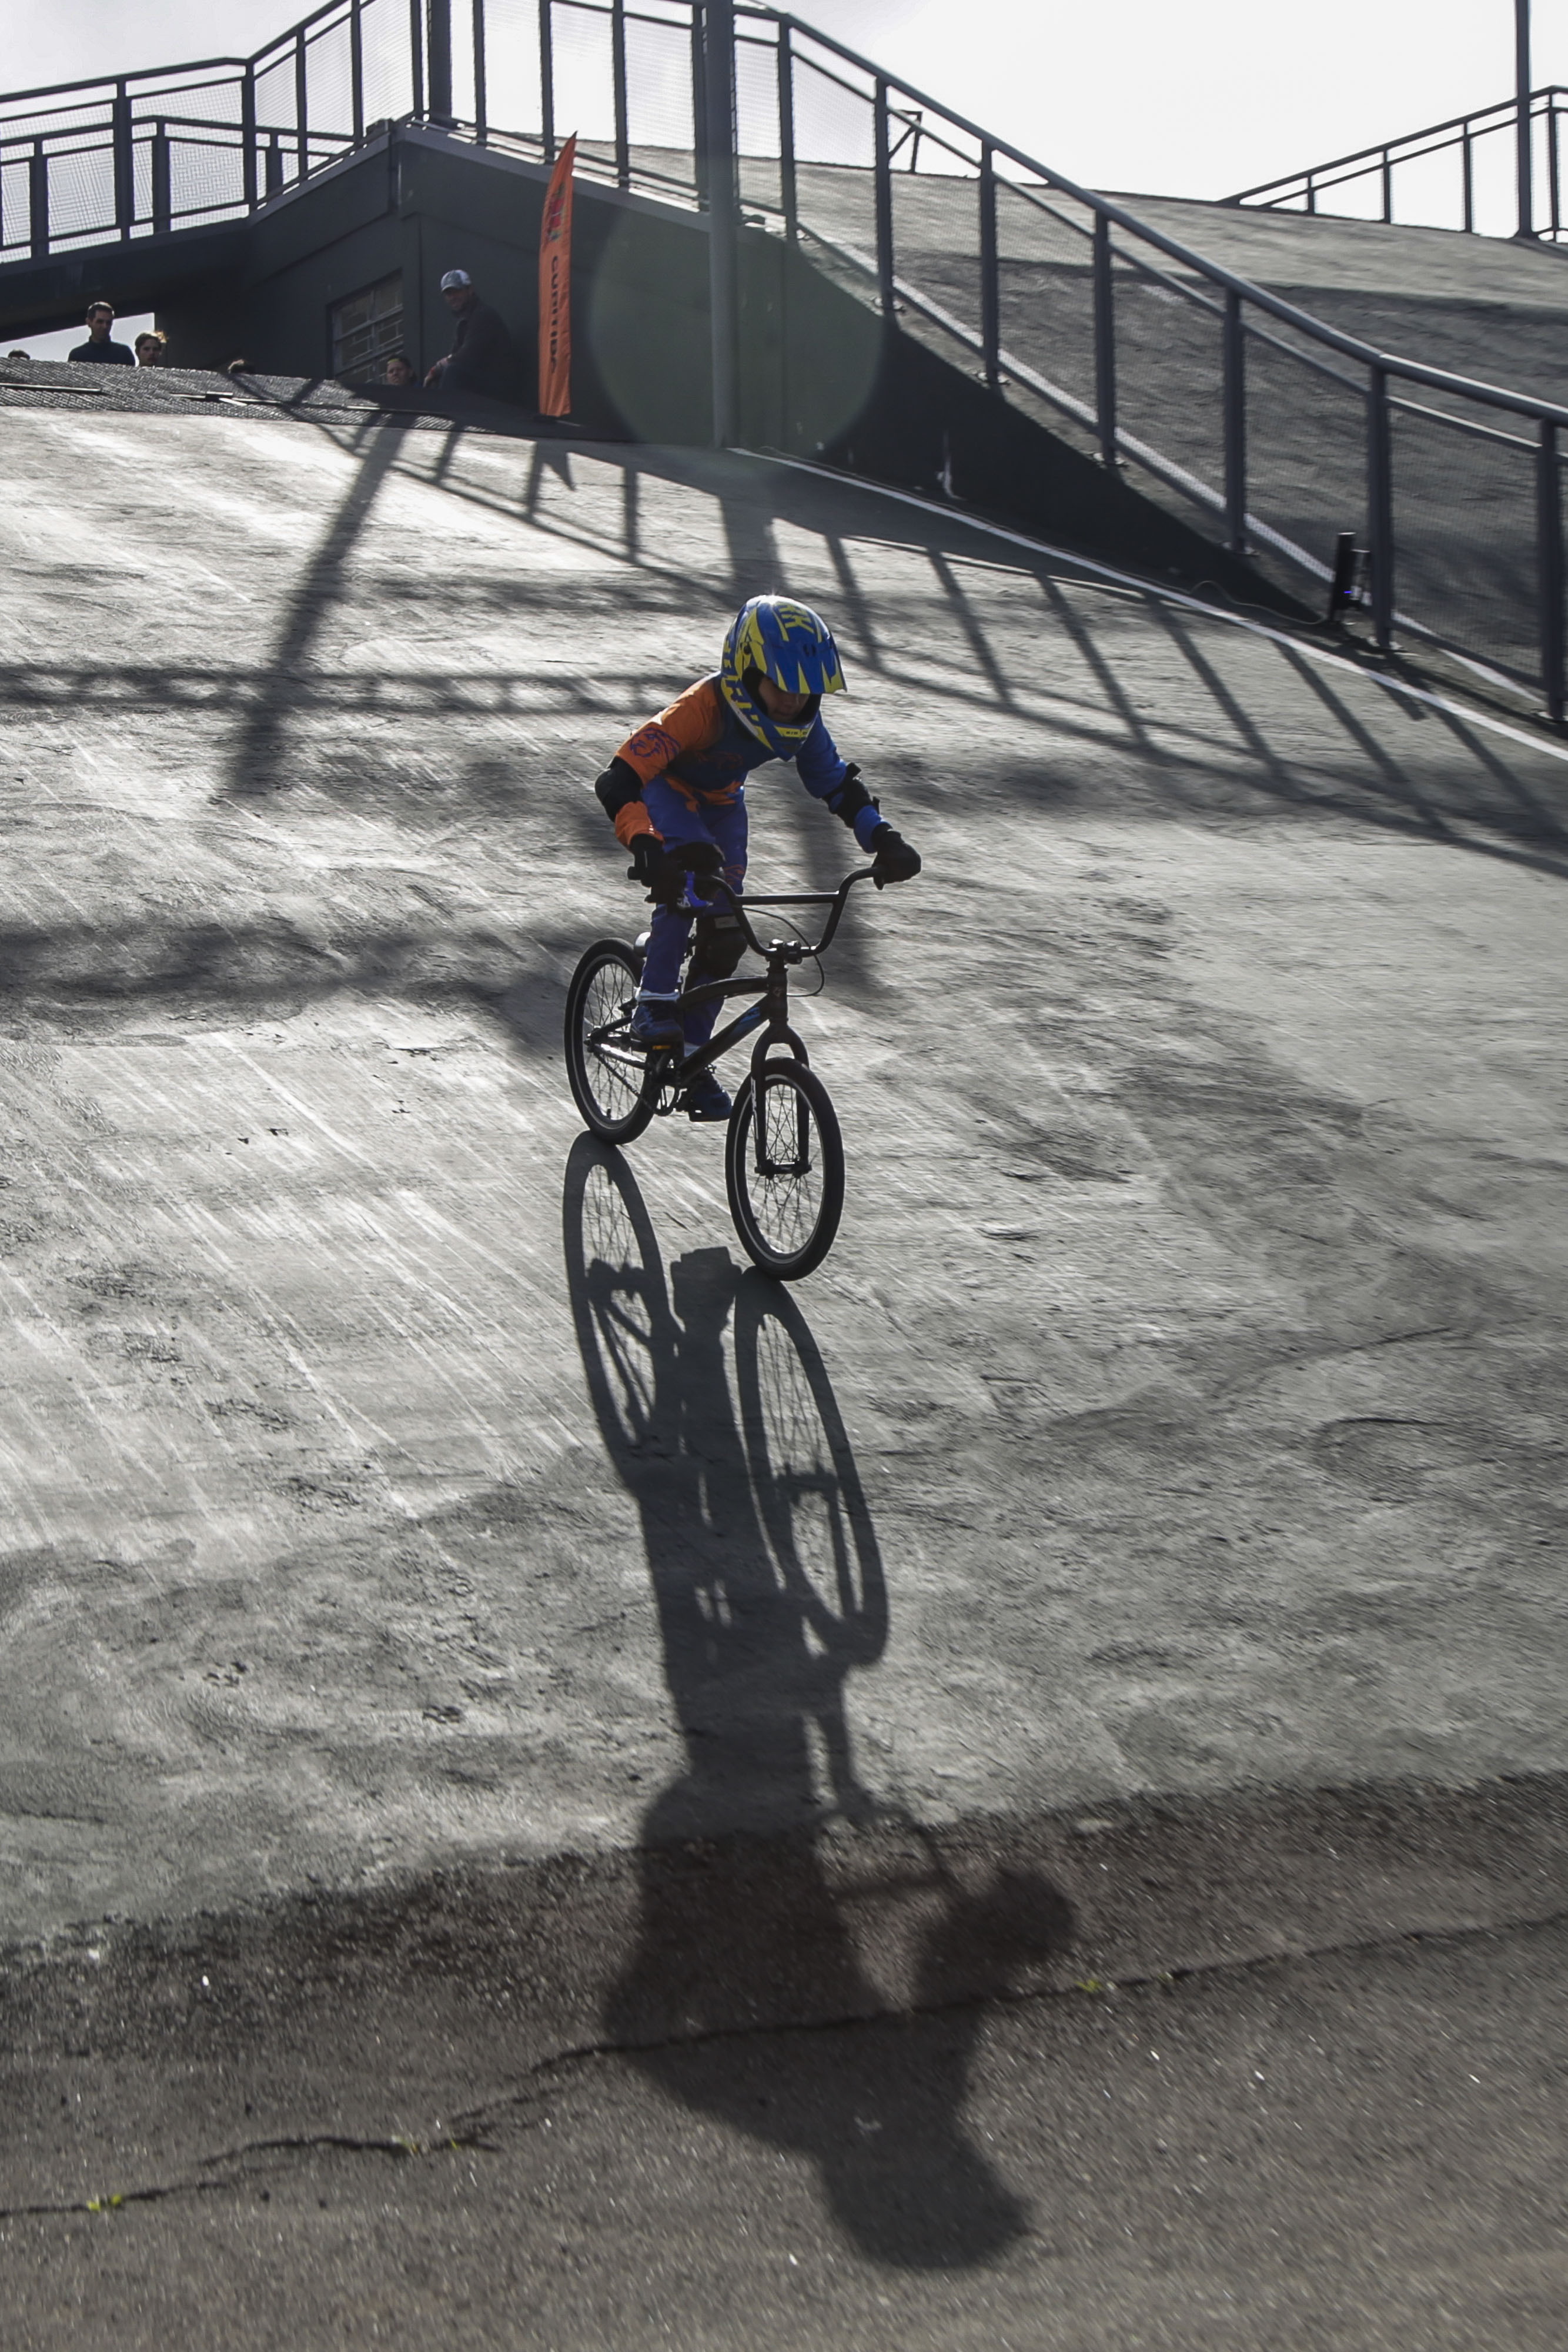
565, 940, 658, 1144
725, 1058, 844, 1280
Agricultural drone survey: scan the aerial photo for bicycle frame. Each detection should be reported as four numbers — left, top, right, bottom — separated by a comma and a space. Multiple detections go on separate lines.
590, 867, 877, 1108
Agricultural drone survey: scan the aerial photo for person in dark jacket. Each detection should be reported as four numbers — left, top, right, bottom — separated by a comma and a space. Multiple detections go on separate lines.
423, 269, 521, 400
69, 302, 134, 365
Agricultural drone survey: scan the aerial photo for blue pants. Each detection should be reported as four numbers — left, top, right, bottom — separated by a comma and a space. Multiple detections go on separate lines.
638, 781, 748, 1046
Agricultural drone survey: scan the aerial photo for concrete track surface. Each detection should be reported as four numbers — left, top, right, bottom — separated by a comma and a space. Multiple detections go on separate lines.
1, 392, 1566, 2343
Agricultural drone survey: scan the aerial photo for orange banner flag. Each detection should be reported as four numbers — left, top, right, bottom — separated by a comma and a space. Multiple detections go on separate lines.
538, 134, 576, 417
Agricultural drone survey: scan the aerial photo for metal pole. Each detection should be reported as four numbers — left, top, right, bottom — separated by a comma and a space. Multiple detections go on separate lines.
1367, 363, 1395, 652
1092, 210, 1117, 468
113, 86, 134, 235
1380, 148, 1393, 225
777, 21, 796, 245
704, 0, 738, 446
1538, 419, 1565, 720
472, 0, 487, 140
1462, 128, 1474, 232
1223, 287, 1246, 553
410, 0, 426, 120
1552, 97, 1562, 236
874, 78, 895, 318
692, 3, 708, 206
152, 125, 171, 235
979, 142, 999, 392
242, 65, 257, 207
1517, 0, 1534, 237
539, 0, 554, 163
29, 142, 48, 258
351, 0, 365, 141
611, 0, 630, 189
296, 31, 309, 175
427, 0, 453, 125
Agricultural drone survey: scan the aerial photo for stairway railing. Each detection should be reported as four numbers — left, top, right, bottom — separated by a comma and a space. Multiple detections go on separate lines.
4, 2, 1566, 720
1228, 85, 1568, 240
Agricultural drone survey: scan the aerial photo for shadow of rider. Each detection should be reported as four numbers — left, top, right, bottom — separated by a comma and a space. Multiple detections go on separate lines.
562, 1138, 1068, 2268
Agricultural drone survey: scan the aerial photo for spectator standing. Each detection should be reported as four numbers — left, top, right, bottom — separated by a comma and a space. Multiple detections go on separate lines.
423, 269, 521, 400
134, 330, 167, 366
69, 302, 134, 365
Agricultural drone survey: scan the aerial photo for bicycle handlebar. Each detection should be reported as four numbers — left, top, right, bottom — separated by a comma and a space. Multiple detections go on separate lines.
694, 867, 877, 959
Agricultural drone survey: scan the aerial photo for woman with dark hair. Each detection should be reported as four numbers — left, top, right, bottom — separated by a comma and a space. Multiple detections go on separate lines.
135, 331, 167, 366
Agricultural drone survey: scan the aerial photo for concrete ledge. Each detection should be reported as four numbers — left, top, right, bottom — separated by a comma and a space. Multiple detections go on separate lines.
2, 1773, 1564, 2210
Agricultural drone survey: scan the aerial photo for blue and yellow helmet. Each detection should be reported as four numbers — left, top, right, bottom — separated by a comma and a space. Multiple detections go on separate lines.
719, 595, 845, 759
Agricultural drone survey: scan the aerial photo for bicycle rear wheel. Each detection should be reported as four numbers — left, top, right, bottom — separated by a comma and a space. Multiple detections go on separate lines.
725, 1058, 844, 1280
565, 940, 658, 1144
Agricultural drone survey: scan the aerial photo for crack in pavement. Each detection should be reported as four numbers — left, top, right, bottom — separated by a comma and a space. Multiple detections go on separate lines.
0, 2131, 487, 2224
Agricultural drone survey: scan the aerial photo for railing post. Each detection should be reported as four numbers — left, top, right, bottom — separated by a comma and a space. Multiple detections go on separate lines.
1517, 0, 1534, 236
242, 65, 258, 206
1305, 173, 1316, 216
691, 3, 708, 205
1380, 148, 1393, 225
427, 0, 453, 124
1223, 287, 1246, 553
611, 0, 630, 189
410, 0, 426, 120
351, 0, 366, 141
704, 0, 738, 446
1551, 98, 1562, 238
1462, 128, 1474, 232
776, 19, 796, 244
296, 29, 310, 175
873, 77, 894, 319
152, 124, 172, 235
266, 135, 285, 197
1092, 211, 1117, 469
539, 0, 554, 163
979, 142, 999, 392
29, 142, 48, 258
1537, 420, 1565, 721
113, 85, 134, 236
472, 0, 487, 141
1366, 363, 1395, 652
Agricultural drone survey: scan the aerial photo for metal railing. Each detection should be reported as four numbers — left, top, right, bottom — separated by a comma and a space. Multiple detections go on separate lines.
1228, 85, 1568, 240
5, 1, 1568, 720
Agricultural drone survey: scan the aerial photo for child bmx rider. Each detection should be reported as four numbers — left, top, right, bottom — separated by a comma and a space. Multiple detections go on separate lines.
591, 594, 922, 1121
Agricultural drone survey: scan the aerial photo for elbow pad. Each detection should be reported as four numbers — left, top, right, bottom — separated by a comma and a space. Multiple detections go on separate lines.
824, 761, 877, 830
594, 756, 646, 823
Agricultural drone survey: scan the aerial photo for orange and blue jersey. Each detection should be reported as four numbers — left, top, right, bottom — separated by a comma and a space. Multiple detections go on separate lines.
609, 673, 882, 850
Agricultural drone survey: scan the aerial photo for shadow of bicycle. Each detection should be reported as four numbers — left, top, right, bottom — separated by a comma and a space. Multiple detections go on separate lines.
562, 1137, 1071, 2268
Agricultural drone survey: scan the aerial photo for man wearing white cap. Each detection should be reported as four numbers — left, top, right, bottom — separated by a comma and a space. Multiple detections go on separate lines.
423, 268, 523, 400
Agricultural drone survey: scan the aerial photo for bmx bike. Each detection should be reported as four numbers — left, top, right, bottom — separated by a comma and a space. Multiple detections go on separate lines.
564, 868, 875, 1281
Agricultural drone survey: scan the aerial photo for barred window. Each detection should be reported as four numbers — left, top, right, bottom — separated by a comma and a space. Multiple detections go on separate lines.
330, 272, 403, 379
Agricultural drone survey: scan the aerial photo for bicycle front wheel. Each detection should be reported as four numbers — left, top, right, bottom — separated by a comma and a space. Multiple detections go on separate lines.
725, 1058, 845, 1280
565, 941, 658, 1144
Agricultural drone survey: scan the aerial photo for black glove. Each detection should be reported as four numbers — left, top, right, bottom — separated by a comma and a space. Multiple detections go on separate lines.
870, 822, 921, 887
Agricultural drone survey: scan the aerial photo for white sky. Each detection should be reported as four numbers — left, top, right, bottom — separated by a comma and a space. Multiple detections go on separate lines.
10, 0, 1554, 358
